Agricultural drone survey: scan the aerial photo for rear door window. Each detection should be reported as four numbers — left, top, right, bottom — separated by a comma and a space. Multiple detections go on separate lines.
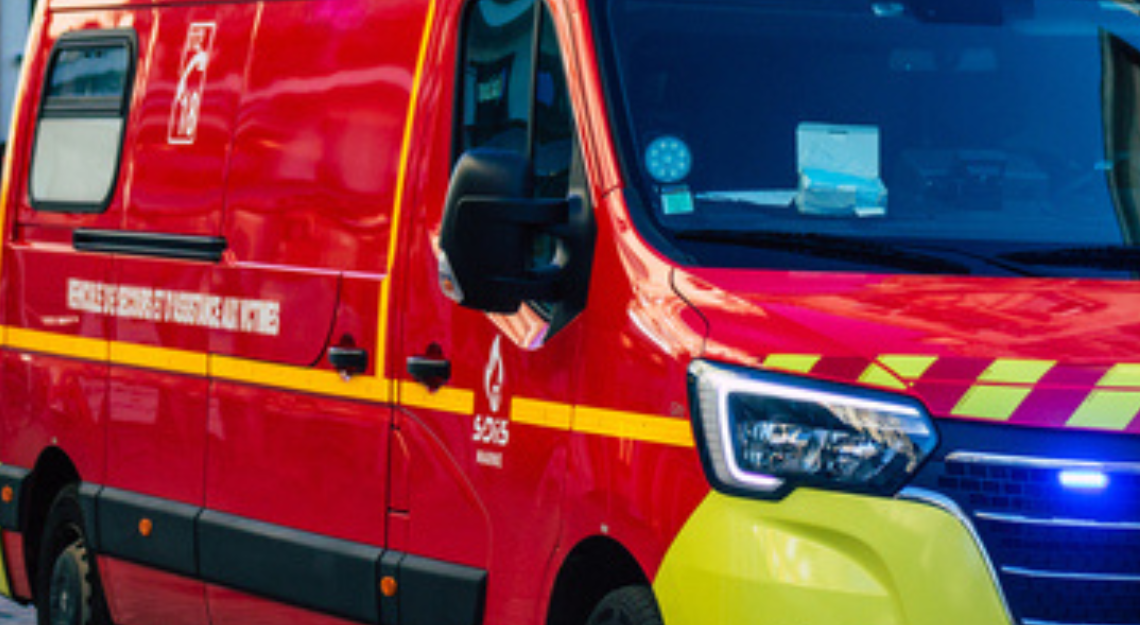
31, 31, 134, 212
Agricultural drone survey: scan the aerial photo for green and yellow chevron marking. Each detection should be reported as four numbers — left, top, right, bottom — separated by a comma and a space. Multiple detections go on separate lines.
762, 354, 821, 374
878, 355, 939, 381
857, 363, 907, 391
1066, 364, 1140, 430
977, 359, 1056, 385
1097, 363, 1140, 388
1067, 390, 1140, 431
950, 359, 1055, 422
951, 386, 1035, 421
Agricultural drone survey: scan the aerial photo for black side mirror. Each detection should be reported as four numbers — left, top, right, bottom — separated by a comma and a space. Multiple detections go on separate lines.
439, 149, 571, 313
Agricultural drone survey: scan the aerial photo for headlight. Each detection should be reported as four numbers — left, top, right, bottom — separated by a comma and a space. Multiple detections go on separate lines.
689, 360, 938, 498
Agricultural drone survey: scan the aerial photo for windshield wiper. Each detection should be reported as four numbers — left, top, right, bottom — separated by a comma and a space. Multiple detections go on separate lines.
675, 229, 973, 274
1000, 246, 1140, 271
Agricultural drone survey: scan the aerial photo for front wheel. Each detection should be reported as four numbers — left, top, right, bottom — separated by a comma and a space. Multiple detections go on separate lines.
585, 586, 664, 625
35, 485, 110, 625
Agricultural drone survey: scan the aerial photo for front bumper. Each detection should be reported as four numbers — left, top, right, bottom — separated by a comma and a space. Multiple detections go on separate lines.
0, 534, 10, 599
653, 488, 1008, 625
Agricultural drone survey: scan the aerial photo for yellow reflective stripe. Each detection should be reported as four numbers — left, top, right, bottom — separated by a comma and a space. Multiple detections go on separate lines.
762, 354, 820, 374
952, 386, 1032, 421
0, 136, 10, 297
857, 364, 907, 390
401, 390, 691, 448
1067, 390, 1140, 431
399, 380, 473, 415
574, 406, 694, 448
379, 0, 437, 397
377, 280, 395, 398
7, 327, 108, 362
3, 326, 392, 402
110, 341, 208, 376
878, 355, 938, 380
19, 328, 1140, 438
1097, 363, 1140, 388
512, 396, 572, 430
978, 359, 1055, 385
211, 355, 391, 403
387, 0, 435, 278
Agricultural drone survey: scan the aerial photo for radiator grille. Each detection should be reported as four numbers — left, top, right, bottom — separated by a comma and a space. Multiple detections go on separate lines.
923, 453, 1140, 625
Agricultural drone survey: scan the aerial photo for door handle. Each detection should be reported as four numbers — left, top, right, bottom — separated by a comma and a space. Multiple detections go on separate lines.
328, 347, 369, 380
407, 356, 451, 390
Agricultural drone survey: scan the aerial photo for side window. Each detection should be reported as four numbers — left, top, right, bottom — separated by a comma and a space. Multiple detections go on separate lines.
460, 0, 536, 155
30, 31, 134, 212
528, 11, 573, 307
459, 0, 575, 195
532, 11, 573, 199
458, 0, 582, 319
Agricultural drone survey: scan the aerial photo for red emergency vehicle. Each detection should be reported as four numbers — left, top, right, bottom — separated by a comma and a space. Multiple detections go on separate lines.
0, 0, 1138, 624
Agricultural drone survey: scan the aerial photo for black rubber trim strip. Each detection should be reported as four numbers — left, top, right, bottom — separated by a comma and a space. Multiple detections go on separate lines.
70, 484, 487, 625
198, 509, 383, 624
379, 551, 403, 625
395, 554, 487, 625
0, 466, 29, 532
97, 488, 199, 577
74, 229, 227, 262
78, 483, 102, 552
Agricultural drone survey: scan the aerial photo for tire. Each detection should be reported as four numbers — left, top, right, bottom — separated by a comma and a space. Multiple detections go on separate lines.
585, 585, 664, 625
35, 485, 110, 625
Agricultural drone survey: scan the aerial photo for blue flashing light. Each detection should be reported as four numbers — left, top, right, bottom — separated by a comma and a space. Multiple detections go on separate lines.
1058, 469, 1109, 492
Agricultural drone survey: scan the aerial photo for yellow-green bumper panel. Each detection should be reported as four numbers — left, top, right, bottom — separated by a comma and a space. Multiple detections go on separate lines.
0, 540, 10, 598
654, 489, 1009, 625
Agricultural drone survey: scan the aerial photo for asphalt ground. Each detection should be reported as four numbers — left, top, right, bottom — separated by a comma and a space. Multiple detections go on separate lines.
0, 598, 33, 625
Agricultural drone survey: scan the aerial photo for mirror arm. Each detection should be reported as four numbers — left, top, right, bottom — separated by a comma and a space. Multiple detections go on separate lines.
456, 197, 569, 225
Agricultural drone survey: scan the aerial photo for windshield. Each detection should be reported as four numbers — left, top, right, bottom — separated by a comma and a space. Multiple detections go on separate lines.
596, 0, 1140, 276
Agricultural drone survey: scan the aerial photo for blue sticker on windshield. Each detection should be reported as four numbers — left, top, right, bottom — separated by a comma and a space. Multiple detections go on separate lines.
645, 136, 692, 184
661, 185, 695, 215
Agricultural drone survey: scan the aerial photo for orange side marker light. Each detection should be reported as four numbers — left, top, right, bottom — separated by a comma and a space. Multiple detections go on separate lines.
1, 486, 11, 504
139, 518, 153, 537
380, 576, 398, 597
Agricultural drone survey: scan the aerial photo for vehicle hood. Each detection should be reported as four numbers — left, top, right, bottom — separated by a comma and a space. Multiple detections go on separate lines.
674, 267, 1140, 434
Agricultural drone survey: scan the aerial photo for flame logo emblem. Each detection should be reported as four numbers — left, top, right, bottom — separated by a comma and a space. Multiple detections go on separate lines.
484, 336, 505, 414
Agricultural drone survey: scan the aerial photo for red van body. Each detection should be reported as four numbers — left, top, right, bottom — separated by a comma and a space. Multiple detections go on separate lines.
0, 1, 1137, 625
